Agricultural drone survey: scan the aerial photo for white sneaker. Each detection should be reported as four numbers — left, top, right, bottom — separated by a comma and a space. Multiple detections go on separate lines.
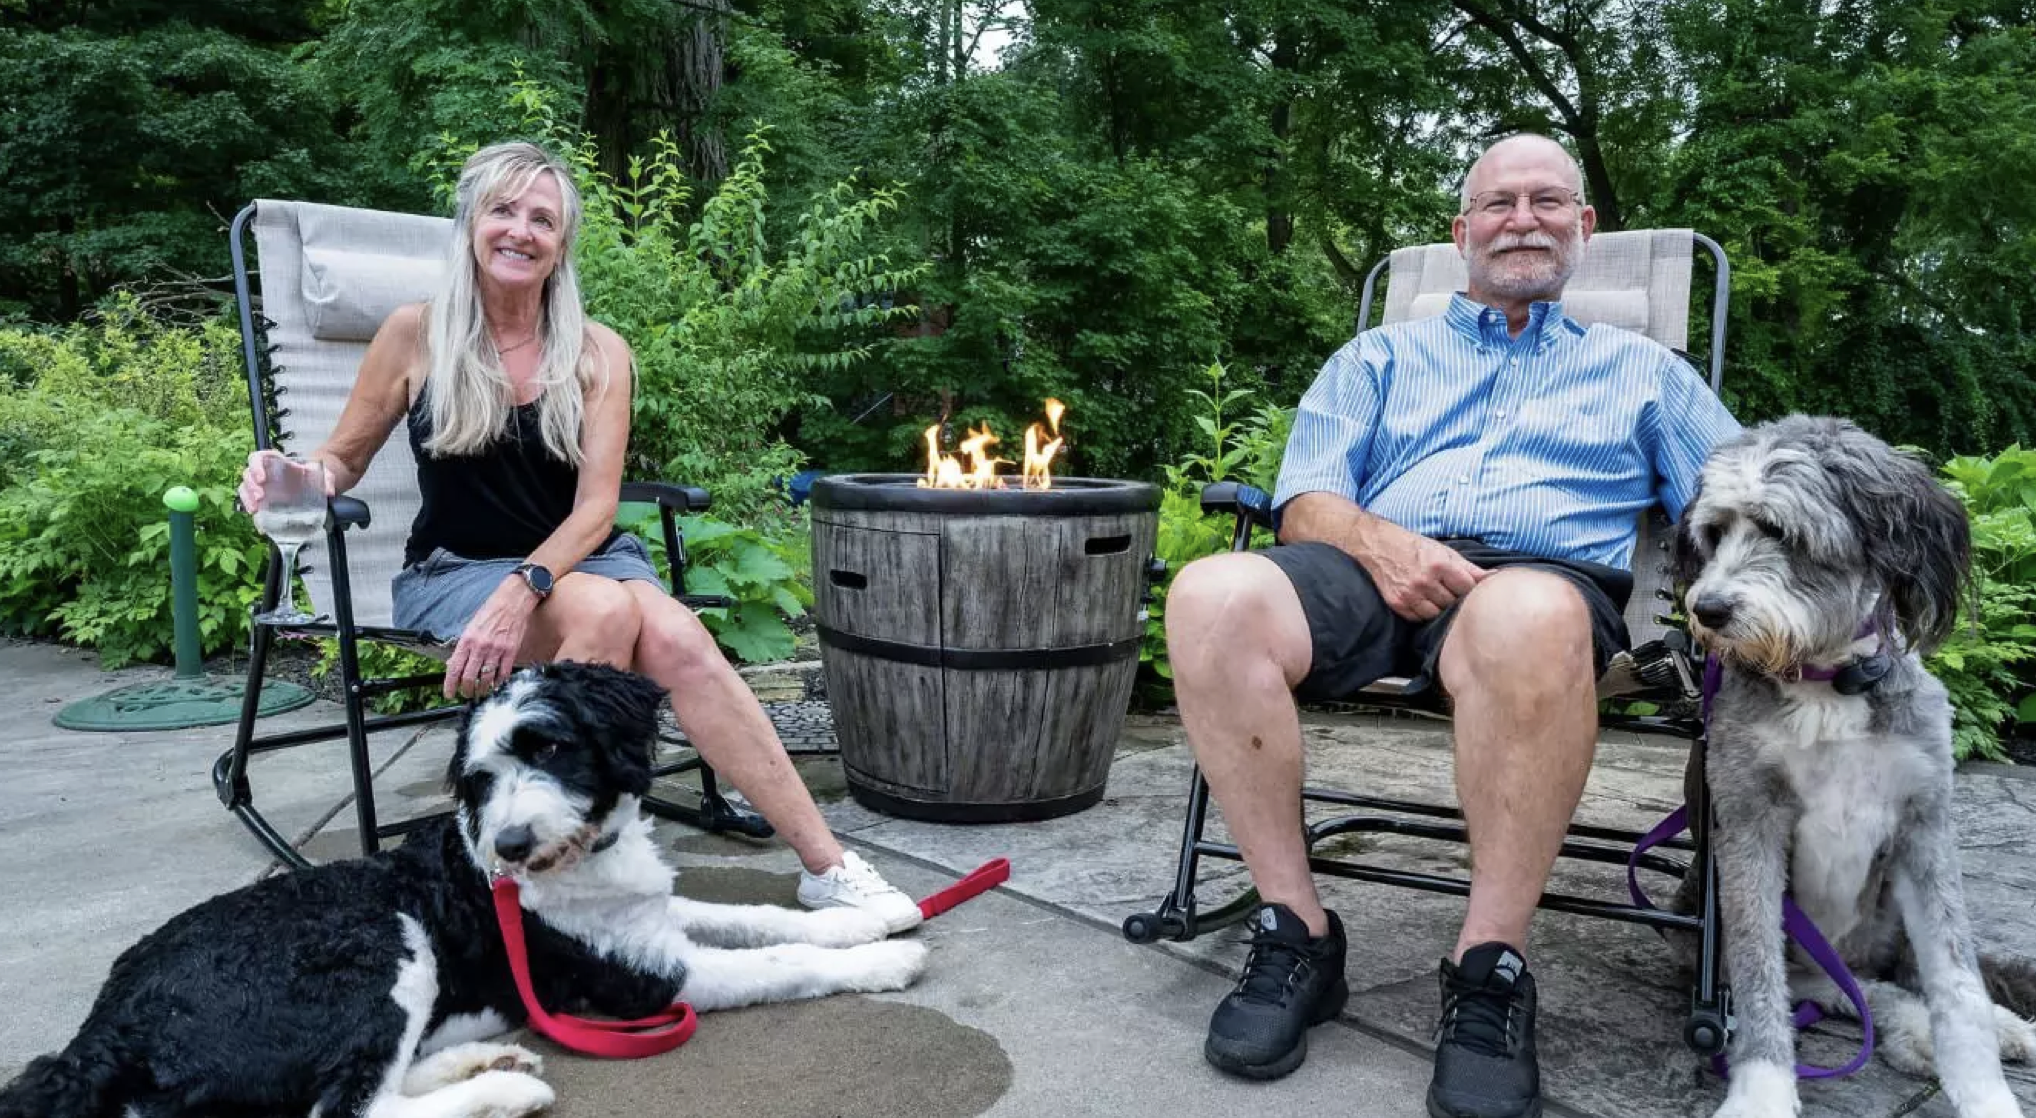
797, 850, 923, 934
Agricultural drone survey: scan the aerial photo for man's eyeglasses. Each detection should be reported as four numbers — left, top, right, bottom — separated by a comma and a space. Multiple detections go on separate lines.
1463, 189, 1582, 218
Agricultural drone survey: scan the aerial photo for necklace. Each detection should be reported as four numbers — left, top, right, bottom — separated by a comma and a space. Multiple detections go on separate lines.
495, 331, 541, 355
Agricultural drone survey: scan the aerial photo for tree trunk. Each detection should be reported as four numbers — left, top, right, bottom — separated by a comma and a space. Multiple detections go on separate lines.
585, 59, 633, 185
56, 215, 79, 320
1265, 28, 1299, 255
674, 5, 729, 185
1451, 0, 1622, 230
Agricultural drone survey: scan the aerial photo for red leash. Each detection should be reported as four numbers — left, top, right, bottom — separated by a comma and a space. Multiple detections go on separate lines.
918, 857, 1011, 920
487, 857, 1008, 1060
491, 878, 698, 1059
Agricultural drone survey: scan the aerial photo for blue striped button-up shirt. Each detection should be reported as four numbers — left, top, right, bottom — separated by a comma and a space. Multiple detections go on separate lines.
1273, 294, 1740, 570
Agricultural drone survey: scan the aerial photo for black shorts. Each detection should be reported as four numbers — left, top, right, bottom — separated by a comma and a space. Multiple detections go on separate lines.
1259, 540, 1633, 702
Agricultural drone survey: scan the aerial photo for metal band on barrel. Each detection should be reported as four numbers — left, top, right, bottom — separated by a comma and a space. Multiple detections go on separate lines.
817, 625, 1141, 670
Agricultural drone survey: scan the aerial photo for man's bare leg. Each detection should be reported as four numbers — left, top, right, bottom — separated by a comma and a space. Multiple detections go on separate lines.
1165, 552, 1325, 935
1435, 568, 1600, 961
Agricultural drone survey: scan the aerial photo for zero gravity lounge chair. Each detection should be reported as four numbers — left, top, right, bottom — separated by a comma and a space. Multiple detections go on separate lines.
1123, 228, 1738, 1058
217, 199, 772, 869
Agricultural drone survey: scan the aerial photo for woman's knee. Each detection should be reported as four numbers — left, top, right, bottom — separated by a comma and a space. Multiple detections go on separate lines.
632, 593, 727, 682
549, 575, 644, 657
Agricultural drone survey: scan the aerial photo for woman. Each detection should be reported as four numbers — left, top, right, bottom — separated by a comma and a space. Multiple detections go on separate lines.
239, 141, 920, 931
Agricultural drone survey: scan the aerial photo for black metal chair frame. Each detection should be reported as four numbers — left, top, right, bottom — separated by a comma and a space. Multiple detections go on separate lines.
214, 203, 777, 871
1123, 232, 1736, 1057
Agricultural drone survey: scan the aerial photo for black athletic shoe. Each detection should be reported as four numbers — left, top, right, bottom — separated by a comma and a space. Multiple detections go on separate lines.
1427, 942, 1541, 1118
1203, 903, 1350, 1080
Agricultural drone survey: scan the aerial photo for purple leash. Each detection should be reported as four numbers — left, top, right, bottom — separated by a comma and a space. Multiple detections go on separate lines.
1626, 654, 1876, 1080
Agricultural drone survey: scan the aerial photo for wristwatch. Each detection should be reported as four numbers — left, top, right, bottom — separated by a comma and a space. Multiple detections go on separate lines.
512, 562, 555, 602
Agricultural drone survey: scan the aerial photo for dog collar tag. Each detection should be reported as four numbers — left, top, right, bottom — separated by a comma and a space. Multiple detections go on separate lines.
1832, 652, 1893, 696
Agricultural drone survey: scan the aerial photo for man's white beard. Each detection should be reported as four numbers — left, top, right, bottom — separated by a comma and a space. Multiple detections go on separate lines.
1469, 223, 1586, 302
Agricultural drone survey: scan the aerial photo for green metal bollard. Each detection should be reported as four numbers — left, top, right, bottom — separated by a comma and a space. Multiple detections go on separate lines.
53, 484, 315, 731
164, 486, 204, 680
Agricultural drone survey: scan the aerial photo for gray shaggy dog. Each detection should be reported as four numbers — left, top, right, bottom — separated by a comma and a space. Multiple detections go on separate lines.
1673, 415, 2036, 1118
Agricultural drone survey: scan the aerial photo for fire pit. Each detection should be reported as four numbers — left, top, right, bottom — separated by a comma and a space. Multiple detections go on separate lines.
810, 473, 1160, 822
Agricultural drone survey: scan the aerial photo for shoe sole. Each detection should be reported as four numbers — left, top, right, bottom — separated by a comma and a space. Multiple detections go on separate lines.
1424, 1085, 1541, 1118
1203, 978, 1350, 1081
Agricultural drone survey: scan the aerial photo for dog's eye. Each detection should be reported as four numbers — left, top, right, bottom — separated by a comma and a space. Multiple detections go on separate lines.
532, 741, 560, 763
1701, 524, 1723, 551
1750, 517, 1784, 541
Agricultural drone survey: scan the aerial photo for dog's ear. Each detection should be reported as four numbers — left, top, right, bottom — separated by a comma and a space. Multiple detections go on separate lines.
572, 663, 669, 797
1670, 479, 1707, 589
1824, 422, 1972, 653
443, 703, 479, 796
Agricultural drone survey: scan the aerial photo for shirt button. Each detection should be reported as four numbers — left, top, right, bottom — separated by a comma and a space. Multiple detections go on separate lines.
1510, 357, 1521, 367
1457, 475, 1470, 485
1495, 409, 1507, 418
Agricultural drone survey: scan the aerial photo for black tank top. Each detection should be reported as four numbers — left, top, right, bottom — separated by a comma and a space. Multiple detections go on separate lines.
403, 390, 615, 567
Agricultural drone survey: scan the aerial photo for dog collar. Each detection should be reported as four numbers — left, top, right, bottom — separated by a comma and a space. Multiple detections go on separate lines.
1777, 612, 1894, 695
1787, 650, 1893, 695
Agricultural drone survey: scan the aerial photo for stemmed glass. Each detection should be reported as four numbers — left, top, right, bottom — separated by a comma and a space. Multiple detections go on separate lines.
251, 455, 329, 626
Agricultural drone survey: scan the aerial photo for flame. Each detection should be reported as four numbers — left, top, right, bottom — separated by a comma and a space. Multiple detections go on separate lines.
919, 399, 1068, 489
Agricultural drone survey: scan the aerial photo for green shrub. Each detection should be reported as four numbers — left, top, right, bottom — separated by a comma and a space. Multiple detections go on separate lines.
311, 640, 451, 715
0, 304, 265, 666
1934, 447, 2036, 763
1137, 362, 1292, 705
628, 512, 814, 666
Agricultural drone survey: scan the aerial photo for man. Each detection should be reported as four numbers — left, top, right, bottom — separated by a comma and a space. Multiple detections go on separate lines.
1164, 133, 1738, 1118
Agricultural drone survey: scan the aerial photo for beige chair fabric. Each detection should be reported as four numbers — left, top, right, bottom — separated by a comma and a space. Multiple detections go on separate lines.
1362, 228, 1702, 697
1385, 228, 1696, 352
252, 200, 453, 629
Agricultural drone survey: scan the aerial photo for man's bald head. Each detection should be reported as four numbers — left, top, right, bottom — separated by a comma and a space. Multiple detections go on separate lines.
1459, 134, 1586, 212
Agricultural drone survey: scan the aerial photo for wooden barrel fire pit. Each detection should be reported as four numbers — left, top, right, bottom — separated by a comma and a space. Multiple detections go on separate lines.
810, 474, 1161, 822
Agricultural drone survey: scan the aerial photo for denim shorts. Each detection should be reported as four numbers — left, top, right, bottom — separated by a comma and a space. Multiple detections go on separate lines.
390, 532, 662, 642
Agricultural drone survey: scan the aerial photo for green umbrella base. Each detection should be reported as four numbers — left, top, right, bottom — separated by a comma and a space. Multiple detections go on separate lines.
54, 674, 316, 732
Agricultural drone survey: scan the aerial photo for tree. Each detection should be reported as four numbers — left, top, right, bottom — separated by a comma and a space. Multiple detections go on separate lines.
0, 5, 382, 318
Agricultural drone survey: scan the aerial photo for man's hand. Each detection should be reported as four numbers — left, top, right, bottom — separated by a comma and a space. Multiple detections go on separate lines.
1354, 520, 1489, 621
444, 579, 539, 699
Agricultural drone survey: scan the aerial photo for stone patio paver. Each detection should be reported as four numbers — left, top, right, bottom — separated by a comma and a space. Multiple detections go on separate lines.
3, 638, 2033, 1118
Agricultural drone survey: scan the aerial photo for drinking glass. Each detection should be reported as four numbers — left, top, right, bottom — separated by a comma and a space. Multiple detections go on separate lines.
251, 455, 329, 626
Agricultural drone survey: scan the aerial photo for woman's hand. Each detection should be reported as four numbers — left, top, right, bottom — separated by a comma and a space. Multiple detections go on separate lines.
238, 449, 337, 515
444, 578, 540, 699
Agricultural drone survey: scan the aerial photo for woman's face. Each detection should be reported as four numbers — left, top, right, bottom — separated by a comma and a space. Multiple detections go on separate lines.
471, 171, 566, 295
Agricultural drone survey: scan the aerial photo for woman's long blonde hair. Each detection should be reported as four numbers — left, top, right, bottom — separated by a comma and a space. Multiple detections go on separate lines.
422, 141, 604, 465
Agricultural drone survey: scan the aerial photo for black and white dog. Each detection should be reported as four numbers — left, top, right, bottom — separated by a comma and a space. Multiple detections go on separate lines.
0, 661, 925, 1118
1675, 416, 2034, 1118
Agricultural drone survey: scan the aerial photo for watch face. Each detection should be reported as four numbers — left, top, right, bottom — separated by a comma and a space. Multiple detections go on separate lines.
524, 565, 554, 594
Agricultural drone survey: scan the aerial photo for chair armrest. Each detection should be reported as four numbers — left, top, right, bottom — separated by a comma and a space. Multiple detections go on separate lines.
1199, 482, 1274, 529
331, 495, 371, 530
621, 481, 713, 513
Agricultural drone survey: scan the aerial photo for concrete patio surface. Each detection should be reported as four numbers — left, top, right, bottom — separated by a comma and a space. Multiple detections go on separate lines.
4, 636, 2034, 1118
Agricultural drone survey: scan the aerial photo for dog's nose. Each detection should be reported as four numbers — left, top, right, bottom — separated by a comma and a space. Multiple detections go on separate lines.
1690, 594, 1735, 630
494, 825, 536, 863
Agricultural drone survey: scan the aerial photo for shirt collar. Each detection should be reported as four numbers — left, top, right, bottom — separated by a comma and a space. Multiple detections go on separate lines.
1443, 293, 1578, 351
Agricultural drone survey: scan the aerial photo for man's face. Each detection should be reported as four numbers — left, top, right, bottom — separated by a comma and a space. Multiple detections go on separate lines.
1452, 145, 1596, 303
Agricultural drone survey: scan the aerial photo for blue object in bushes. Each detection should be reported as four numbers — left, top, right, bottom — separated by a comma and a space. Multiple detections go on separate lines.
779, 469, 829, 507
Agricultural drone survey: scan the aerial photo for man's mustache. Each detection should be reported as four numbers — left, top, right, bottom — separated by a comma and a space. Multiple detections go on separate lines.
1485, 230, 1561, 255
